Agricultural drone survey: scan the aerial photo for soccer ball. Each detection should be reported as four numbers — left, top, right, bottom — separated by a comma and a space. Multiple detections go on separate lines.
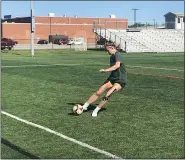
73, 104, 83, 115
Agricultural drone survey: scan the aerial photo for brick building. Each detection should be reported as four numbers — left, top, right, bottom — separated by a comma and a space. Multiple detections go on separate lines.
2, 16, 128, 44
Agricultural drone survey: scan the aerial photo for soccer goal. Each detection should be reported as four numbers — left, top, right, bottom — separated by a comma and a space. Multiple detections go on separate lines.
73, 37, 87, 51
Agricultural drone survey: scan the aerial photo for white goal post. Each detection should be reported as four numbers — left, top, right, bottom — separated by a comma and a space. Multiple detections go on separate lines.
74, 37, 87, 51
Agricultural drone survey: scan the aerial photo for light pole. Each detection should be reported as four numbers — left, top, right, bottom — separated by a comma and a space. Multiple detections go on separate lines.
50, 17, 51, 35
30, 0, 34, 57
153, 19, 155, 29
131, 8, 139, 28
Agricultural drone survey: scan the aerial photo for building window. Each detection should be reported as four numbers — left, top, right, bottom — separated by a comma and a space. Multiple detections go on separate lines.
178, 17, 180, 23
183, 17, 185, 22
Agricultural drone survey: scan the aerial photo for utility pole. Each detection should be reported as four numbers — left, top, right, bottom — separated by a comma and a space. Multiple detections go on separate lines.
153, 19, 156, 29
30, 0, 35, 57
131, 8, 139, 28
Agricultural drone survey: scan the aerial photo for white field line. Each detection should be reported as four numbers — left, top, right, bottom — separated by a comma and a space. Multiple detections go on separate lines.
126, 65, 184, 72
1, 111, 122, 159
1, 64, 81, 68
1, 63, 184, 72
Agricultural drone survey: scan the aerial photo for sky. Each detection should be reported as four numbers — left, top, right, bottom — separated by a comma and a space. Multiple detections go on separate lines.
1, 1, 184, 24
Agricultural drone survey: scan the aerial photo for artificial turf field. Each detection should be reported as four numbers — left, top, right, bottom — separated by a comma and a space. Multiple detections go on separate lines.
1, 49, 184, 159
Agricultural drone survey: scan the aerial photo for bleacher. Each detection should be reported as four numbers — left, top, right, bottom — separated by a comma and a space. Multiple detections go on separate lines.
94, 28, 184, 53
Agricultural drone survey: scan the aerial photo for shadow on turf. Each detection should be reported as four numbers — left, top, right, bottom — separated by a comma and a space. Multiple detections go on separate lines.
67, 103, 106, 116
1, 138, 40, 159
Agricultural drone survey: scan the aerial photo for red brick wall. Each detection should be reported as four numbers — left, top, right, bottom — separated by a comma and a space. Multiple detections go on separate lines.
35, 17, 128, 25
2, 17, 128, 44
2, 23, 31, 44
35, 24, 94, 42
35, 17, 70, 24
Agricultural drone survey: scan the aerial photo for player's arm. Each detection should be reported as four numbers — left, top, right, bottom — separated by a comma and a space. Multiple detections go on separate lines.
100, 61, 120, 72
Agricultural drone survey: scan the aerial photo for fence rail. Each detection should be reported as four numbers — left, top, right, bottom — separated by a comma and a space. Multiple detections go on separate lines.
8, 43, 96, 50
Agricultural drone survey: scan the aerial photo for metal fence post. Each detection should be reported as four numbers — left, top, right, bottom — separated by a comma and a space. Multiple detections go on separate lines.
105, 21, 107, 46
125, 41, 127, 52
100, 26, 102, 41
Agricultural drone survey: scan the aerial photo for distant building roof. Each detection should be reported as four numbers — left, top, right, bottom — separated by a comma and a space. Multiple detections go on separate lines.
174, 12, 184, 16
2, 17, 31, 23
164, 12, 184, 17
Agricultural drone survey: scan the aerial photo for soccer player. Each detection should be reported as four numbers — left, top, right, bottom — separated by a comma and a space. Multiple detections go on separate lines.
82, 43, 128, 117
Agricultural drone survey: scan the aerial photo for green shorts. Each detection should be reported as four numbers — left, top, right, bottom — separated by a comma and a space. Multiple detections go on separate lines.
104, 77, 127, 88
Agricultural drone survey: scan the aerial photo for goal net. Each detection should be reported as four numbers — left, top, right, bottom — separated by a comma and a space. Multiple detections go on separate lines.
74, 37, 87, 51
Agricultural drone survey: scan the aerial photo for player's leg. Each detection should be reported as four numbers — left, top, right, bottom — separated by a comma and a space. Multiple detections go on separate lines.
82, 81, 113, 110
92, 83, 122, 117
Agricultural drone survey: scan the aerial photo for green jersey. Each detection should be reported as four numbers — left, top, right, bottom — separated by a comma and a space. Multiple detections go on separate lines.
109, 52, 127, 85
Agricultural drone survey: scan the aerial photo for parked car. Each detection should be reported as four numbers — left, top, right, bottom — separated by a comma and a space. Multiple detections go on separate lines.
1, 38, 14, 50
49, 35, 68, 44
54, 39, 68, 45
67, 39, 84, 45
37, 40, 48, 44
11, 39, 18, 45
1, 38, 18, 45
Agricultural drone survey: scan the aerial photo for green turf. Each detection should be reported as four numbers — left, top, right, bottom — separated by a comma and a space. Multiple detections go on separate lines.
1, 50, 184, 159
1, 143, 30, 159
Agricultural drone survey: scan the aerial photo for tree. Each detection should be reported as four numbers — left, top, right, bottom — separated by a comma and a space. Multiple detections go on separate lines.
128, 23, 146, 28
